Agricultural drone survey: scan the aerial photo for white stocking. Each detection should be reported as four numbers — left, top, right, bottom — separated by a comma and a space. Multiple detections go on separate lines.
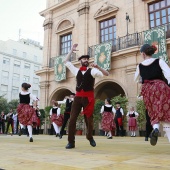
153, 123, 160, 130
52, 122, 59, 134
19, 123, 25, 129
27, 125, 32, 138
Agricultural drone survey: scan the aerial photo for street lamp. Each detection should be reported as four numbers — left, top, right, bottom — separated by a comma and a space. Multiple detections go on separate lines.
126, 13, 130, 35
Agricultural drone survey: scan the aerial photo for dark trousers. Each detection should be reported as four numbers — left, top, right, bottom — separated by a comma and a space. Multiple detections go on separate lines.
0, 122, 5, 133
6, 120, 14, 134
145, 110, 153, 138
60, 112, 70, 136
68, 96, 94, 144
115, 119, 124, 136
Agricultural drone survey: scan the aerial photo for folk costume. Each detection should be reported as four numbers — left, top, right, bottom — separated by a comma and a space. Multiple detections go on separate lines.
17, 91, 38, 142
5, 111, 14, 134
126, 110, 139, 137
115, 106, 124, 136
0, 113, 6, 134
65, 61, 103, 147
50, 106, 62, 137
135, 57, 170, 143
58, 97, 74, 138
100, 104, 116, 139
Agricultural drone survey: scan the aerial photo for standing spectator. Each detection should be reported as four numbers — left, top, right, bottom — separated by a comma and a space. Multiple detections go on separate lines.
115, 102, 124, 136
100, 98, 116, 139
35, 106, 41, 135
0, 111, 6, 134
126, 106, 139, 137
12, 111, 18, 134
57, 92, 75, 139
5, 109, 14, 134
134, 43, 170, 146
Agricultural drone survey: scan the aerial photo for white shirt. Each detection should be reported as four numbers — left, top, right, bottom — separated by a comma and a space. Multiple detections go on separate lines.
134, 58, 170, 84
126, 111, 139, 117
100, 104, 116, 114
12, 114, 18, 121
58, 98, 74, 105
49, 106, 60, 116
65, 61, 103, 78
20, 91, 38, 101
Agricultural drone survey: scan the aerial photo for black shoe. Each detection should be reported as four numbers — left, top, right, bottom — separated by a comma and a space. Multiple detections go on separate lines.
29, 137, 33, 142
56, 133, 59, 137
150, 128, 159, 146
107, 136, 112, 139
18, 128, 24, 136
89, 139, 96, 147
145, 137, 148, 141
59, 134, 62, 139
65, 143, 75, 149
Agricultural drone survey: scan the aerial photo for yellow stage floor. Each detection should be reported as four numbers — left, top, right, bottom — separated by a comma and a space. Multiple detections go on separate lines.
0, 135, 169, 170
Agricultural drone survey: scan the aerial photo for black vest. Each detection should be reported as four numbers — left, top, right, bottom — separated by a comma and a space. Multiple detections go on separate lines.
115, 108, 122, 118
129, 112, 135, 117
76, 68, 95, 92
139, 59, 163, 84
19, 93, 30, 104
104, 106, 112, 112
52, 108, 58, 114
65, 99, 73, 112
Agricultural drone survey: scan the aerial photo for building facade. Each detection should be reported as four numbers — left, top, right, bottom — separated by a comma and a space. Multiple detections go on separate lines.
38, 0, 170, 109
0, 39, 43, 102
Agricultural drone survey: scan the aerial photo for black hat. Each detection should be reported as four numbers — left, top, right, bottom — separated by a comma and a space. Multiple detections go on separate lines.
116, 102, 120, 104
140, 44, 150, 53
78, 55, 90, 61
70, 92, 75, 96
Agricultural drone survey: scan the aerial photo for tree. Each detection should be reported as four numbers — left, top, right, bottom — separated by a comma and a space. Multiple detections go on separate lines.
0, 97, 9, 114
8, 99, 19, 111
136, 99, 146, 130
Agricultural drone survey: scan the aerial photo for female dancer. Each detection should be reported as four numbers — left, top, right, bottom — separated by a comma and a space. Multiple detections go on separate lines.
134, 44, 170, 146
50, 101, 62, 138
17, 83, 38, 142
100, 98, 116, 139
126, 106, 138, 137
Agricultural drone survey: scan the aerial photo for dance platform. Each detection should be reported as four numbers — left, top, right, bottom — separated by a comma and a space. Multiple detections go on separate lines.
0, 135, 169, 170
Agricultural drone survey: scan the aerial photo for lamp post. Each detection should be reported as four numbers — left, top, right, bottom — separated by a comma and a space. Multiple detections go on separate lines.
126, 13, 130, 35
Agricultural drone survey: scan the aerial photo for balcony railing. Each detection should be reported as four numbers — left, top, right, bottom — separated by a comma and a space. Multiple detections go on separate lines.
49, 52, 76, 68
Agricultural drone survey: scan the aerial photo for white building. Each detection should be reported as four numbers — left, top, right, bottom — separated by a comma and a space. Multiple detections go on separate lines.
0, 39, 43, 102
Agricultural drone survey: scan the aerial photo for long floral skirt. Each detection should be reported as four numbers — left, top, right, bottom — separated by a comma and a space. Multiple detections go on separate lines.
141, 80, 170, 125
128, 117, 137, 131
101, 112, 115, 131
17, 104, 37, 126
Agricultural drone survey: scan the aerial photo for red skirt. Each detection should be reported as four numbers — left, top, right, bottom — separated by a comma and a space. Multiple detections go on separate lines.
51, 114, 64, 126
141, 80, 170, 125
101, 112, 115, 131
128, 117, 137, 131
17, 104, 37, 126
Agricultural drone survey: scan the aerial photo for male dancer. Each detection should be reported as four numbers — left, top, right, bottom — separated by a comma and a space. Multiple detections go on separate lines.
58, 92, 75, 138
115, 102, 124, 136
64, 44, 109, 149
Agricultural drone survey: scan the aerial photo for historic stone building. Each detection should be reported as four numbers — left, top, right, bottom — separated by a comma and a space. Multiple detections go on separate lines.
38, 0, 170, 110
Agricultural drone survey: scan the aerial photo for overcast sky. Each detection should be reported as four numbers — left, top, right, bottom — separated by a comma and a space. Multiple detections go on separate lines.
0, 0, 46, 45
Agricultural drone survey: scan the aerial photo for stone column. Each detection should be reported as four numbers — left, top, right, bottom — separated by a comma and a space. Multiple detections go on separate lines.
77, 0, 90, 55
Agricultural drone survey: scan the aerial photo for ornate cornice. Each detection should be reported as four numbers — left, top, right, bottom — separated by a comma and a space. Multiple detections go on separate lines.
94, 2, 119, 19
43, 18, 53, 30
77, 2, 90, 16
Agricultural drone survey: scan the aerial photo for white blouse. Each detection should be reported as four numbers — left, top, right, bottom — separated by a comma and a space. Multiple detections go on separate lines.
134, 58, 170, 84
49, 106, 61, 116
65, 61, 103, 78
126, 111, 139, 117
100, 104, 116, 114
20, 91, 38, 101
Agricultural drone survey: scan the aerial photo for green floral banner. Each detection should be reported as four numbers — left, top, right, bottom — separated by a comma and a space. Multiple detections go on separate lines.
54, 55, 66, 81
94, 42, 112, 70
144, 26, 168, 63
